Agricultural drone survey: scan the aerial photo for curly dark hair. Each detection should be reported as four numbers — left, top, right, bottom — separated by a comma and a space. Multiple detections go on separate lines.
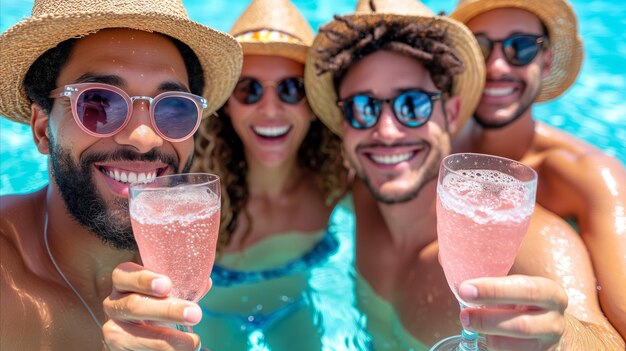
23, 33, 204, 114
193, 108, 347, 249
315, 15, 465, 94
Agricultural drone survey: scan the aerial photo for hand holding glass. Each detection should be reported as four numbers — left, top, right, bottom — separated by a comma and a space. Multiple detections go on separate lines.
129, 173, 221, 332
431, 153, 537, 351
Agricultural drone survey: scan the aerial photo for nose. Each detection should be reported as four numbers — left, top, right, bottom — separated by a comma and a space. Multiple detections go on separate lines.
113, 99, 164, 153
256, 85, 284, 117
485, 43, 512, 79
373, 103, 405, 142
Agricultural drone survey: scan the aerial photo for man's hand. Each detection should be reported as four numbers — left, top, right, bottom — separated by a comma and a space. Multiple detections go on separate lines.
458, 275, 567, 351
102, 262, 208, 351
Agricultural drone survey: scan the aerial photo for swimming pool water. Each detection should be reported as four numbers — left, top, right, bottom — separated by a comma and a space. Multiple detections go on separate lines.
0, 0, 624, 195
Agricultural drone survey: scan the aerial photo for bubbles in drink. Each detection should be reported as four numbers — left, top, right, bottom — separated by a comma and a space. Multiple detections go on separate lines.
437, 169, 534, 305
439, 169, 533, 224
130, 187, 220, 302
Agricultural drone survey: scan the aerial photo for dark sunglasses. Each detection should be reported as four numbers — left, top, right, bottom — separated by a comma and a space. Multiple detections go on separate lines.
337, 90, 442, 130
475, 33, 546, 66
233, 77, 305, 105
50, 83, 206, 142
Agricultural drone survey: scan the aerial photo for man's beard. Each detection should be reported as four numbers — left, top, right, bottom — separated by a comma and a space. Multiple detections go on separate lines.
48, 134, 192, 250
348, 142, 442, 205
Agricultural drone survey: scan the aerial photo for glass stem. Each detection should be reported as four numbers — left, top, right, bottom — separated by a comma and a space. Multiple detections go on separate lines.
458, 303, 479, 351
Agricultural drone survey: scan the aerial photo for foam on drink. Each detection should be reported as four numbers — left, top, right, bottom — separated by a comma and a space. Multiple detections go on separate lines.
437, 169, 533, 306
130, 187, 220, 302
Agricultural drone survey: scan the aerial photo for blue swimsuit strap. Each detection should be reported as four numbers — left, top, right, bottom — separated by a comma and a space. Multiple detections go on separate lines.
211, 226, 339, 287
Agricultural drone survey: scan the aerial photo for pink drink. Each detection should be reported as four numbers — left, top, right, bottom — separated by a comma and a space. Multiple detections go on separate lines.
437, 169, 532, 305
130, 188, 220, 302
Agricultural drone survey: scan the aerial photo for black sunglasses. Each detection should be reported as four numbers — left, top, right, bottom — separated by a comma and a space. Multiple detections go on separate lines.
337, 90, 442, 130
233, 77, 305, 105
475, 33, 547, 66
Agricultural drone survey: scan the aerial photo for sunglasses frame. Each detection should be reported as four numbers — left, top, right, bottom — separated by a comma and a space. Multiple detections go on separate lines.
337, 89, 442, 130
49, 83, 207, 142
475, 33, 547, 67
233, 77, 305, 105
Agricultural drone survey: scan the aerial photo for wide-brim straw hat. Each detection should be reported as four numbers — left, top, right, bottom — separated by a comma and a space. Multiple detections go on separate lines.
230, 0, 314, 64
0, 0, 243, 124
305, 0, 486, 138
451, 0, 583, 102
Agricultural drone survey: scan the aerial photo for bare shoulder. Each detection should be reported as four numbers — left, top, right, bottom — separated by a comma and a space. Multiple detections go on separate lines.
512, 205, 611, 326
0, 189, 50, 347
1, 189, 45, 248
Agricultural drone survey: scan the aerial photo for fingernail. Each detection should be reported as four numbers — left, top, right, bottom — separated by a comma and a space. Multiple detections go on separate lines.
151, 277, 170, 295
183, 305, 202, 324
460, 310, 470, 329
459, 283, 478, 300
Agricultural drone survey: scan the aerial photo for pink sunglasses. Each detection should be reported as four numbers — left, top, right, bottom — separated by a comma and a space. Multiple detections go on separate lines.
49, 83, 207, 142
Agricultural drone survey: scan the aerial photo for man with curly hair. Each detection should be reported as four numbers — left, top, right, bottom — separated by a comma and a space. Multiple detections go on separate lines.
305, 0, 624, 349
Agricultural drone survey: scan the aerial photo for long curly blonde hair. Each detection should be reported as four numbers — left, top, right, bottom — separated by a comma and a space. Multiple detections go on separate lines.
192, 107, 348, 250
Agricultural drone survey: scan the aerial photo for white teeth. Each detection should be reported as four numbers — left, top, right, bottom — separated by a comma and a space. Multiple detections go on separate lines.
484, 87, 514, 97
104, 169, 158, 184
370, 152, 415, 165
252, 125, 290, 137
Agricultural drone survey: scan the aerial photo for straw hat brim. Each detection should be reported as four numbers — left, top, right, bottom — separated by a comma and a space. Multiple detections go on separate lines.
305, 13, 485, 138
451, 0, 583, 102
0, 12, 243, 124
240, 41, 309, 64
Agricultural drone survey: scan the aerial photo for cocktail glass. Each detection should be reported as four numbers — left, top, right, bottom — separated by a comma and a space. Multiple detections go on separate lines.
129, 173, 221, 333
431, 153, 537, 351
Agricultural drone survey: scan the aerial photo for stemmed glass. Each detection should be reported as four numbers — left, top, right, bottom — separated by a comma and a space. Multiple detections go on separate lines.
129, 173, 221, 332
431, 153, 537, 351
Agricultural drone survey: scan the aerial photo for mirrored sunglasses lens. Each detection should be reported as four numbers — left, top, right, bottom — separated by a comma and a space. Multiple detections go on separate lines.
350, 95, 380, 129
76, 89, 128, 135
476, 36, 493, 61
153, 97, 199, 140
234, 79, 263, 104
505, 36, 539, 65
394, 91, 432, 127
277, 78, 305, 104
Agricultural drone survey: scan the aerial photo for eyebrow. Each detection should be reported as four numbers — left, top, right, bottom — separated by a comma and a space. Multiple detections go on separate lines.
73, 73, 190, 93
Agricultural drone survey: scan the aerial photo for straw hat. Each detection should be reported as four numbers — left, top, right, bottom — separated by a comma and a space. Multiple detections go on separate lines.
304, 0, 486, 138
230, 0, 314, 64
0, 0, 243, 124
451, 0, 583, 102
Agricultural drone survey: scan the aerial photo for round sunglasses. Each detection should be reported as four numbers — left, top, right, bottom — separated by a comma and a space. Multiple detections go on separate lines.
337, 90, 442, 130
475, 33, 547, 66
233, 77, 305, 105
49, 83, 207, 142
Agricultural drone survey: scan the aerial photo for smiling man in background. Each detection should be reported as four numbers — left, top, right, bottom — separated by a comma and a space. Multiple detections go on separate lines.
0, 0, 241, 350
451, 0, 626, 338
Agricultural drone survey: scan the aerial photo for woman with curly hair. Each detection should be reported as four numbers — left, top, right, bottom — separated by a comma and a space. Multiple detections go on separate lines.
190, 0, 352, 349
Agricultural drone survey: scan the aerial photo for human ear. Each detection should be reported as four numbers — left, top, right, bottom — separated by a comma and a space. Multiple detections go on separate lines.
31, 103, 50, 155
541, 48, 553, 79
443, 95, 461, 135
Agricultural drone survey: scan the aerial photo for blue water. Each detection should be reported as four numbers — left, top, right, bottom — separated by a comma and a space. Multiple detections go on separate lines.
1, 0, 624, 196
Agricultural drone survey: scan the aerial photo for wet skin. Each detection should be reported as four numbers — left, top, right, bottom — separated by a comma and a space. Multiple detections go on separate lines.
0, 29, 200, 351
456, 8, 626, 338
346, 50, 624, 350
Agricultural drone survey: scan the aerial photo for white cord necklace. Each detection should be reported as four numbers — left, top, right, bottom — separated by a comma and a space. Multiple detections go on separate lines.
43, 213, 103, 329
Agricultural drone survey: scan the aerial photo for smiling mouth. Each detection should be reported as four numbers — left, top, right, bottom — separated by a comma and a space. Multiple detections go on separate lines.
367, 151, 417, 165
252, 125, 292, 138
483, 87, 515, 97
98, 166, 165, 184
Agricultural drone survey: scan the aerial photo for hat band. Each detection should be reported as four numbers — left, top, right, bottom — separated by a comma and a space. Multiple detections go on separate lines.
235, 29, 303, 44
